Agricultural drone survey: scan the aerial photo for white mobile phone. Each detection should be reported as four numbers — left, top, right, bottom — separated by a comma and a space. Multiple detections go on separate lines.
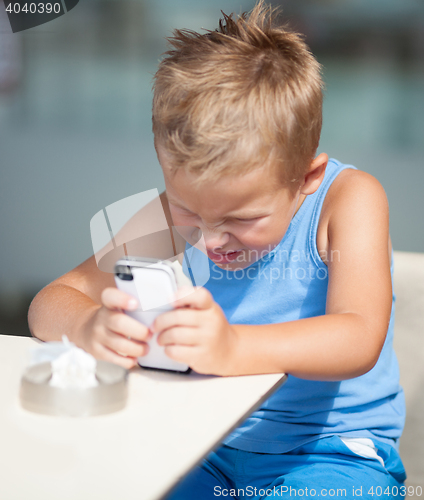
114, 257, 191, 373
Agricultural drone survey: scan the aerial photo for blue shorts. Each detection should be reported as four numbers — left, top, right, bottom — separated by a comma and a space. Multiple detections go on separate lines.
166, 436, 406, 499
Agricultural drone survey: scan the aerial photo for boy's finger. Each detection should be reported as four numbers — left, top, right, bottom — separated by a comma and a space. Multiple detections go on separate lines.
152, 308, 199, 334
173, 286, 213, 310
163, 344, 194, 365
104, 331, 149, 359
106, 311, 151, 342
101, 287, 139, 311
97, 344, 138, 370
157, 326, 198, 347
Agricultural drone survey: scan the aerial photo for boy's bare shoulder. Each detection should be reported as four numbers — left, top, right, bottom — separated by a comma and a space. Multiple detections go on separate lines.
317, 168, 390, 261
327, 168, 388, 210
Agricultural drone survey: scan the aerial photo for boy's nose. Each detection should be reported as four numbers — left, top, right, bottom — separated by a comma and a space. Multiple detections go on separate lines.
202, 228, 230, 252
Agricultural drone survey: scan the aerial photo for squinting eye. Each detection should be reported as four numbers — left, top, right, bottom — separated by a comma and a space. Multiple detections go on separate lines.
172, 205, 196, 216
234, 217, 260, 222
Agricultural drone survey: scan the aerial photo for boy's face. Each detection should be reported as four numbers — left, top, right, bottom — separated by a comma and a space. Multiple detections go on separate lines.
159, 149, 302, 271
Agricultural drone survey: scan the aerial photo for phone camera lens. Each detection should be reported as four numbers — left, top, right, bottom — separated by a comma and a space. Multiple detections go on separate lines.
118, 273, 133, 281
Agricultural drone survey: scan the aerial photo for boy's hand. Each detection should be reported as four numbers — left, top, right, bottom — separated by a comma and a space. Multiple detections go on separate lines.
153, 287, 238, 376
77, 288, 152, 369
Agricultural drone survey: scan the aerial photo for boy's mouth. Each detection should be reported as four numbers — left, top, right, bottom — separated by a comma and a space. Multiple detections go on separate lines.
207, 249, 243, 263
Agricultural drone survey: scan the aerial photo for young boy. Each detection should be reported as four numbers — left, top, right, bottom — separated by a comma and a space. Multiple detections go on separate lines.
28, 1, 406, 497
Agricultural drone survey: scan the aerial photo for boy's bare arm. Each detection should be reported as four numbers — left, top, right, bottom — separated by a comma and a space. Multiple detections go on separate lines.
28, 254, 114, 341
28, 192, 173, 368
228, 170, 392, 380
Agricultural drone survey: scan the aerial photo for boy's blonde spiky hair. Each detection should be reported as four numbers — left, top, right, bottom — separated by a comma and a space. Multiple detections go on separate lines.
152, 0, 323, 187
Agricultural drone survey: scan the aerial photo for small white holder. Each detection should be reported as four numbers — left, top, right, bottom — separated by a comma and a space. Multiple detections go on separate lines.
20, 336, 128, 417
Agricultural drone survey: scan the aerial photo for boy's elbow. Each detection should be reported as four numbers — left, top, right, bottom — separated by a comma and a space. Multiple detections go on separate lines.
346, 352, 381, 380
27, 293, 43, 340
359, 353, 380, 377
27, 285, 55, 341
356, 324, 388, 377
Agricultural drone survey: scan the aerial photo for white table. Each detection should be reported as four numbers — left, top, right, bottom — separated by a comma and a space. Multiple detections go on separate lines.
0, 335, 286, 500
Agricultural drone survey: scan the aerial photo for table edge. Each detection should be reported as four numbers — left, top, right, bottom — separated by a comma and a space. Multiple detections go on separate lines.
159, 373, 288, 500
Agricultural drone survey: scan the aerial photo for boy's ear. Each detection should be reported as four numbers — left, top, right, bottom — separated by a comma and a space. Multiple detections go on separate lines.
300, 153, 328, 195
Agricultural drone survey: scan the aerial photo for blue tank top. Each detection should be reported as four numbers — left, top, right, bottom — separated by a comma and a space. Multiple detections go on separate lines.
186, 159, 405, 453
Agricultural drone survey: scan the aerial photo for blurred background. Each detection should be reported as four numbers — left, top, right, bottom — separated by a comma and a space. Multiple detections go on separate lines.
0, 0, 423, 336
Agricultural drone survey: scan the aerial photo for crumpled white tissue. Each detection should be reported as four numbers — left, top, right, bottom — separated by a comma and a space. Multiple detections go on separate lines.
30, 335, 98, 389
168, 258, 194, 289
